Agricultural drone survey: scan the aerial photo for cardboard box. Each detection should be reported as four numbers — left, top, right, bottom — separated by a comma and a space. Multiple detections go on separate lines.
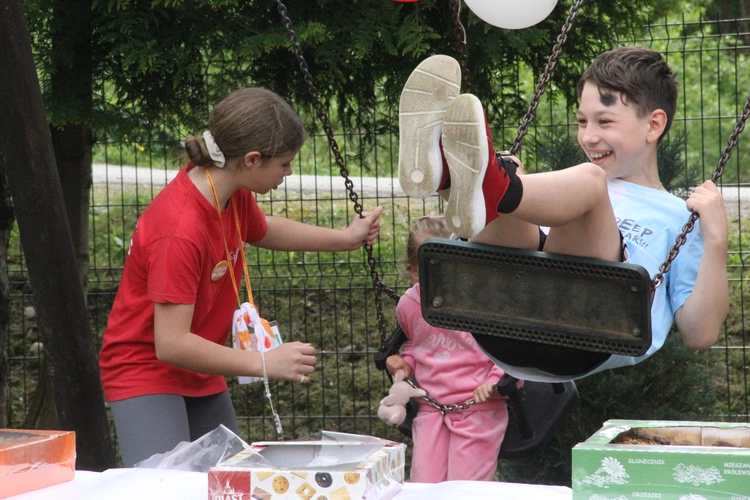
208, 432, 405, 500
0, 429, 76, 498
572, 419, 750, 500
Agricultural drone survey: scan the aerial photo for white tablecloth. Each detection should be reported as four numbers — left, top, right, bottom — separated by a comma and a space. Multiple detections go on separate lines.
7, 469, 572, 499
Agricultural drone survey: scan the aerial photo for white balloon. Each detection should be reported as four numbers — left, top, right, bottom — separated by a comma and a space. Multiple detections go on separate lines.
463, 0, 558, 30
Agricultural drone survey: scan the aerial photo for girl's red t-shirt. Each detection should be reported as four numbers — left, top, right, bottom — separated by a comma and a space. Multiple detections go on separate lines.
99, 164, 268, 402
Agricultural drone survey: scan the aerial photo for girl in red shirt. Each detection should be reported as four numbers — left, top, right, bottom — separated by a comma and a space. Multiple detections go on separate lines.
99, 88, 382, 467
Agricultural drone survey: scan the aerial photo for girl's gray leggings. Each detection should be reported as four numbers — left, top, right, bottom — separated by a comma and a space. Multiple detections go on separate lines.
109, 392, 239, 467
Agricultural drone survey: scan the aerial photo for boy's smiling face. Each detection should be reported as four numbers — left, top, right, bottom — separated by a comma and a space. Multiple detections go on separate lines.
576, 81, 665, 187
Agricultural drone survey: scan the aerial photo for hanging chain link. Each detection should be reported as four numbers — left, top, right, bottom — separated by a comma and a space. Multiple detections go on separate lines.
509, 0, 584, 156
449, 0, 471, 94
406, 380, 478, 414
652, 93, 750, 290
274, 1, 400, 351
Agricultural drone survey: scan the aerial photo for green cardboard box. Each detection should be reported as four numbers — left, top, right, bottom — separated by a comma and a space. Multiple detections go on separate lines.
572, 420, 750, 500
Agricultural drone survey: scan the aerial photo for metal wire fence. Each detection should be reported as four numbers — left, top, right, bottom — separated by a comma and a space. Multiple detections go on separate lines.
4, 15, 750, 452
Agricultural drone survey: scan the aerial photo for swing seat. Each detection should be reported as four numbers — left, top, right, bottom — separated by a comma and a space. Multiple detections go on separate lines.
418, 238, 654, 358
374, 326, 577, 460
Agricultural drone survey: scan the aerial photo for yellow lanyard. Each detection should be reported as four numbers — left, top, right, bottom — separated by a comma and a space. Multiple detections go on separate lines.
204, 168, 284, 439
204, 169, 255, 307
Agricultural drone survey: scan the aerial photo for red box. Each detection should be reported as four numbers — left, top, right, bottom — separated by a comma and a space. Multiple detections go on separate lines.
0, 429, 76, 498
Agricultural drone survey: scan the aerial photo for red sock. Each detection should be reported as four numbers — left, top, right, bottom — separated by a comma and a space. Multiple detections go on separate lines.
438, 139, 451, 191
480, 117, 510, 226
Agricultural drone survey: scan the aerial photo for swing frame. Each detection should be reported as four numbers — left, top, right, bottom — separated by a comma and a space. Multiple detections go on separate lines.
273, 0, 747, 455
274, 0, 745, 357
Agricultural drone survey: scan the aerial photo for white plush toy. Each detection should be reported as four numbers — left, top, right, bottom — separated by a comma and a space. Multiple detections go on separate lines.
377, 369, 426, 427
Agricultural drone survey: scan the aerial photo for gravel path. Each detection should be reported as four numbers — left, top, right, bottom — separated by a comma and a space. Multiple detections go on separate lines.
92, 164, 406, 197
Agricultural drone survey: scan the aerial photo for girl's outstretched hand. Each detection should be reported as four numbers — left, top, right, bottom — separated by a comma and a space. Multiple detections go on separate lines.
472, 382, 499, 404
264, 341, 316, 383
345, 206, 383, 249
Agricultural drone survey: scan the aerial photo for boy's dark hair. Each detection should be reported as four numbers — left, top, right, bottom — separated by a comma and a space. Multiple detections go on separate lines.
577, 46, 678, 141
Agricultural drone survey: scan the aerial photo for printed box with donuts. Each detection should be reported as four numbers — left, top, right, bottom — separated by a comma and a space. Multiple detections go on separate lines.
208, 432, 405, 500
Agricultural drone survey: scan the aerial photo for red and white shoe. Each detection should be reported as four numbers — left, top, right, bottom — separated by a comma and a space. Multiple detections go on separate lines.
441, 94, 510, 238
398, 55, 461, 198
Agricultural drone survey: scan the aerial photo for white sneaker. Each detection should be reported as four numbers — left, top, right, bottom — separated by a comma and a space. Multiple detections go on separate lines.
398, 55, 461, 198
441, 94, 489, 239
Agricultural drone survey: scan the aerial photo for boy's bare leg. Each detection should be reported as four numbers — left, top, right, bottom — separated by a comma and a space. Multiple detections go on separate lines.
521, 164, 621, 260
472, 164, 622, 261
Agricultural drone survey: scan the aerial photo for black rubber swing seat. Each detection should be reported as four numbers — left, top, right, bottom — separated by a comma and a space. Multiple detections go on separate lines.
418, 238, 654, 358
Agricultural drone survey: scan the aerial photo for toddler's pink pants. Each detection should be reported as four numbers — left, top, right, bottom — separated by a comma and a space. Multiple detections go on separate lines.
409, 405, 509, 483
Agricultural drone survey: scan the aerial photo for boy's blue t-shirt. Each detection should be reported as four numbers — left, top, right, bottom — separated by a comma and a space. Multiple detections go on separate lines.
586, 178, 704, 377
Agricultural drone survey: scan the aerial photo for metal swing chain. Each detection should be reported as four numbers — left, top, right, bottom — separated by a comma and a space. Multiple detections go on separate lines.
273, 1, 400, 351
405, 379, 495, 414
652, 93, 750, 290
449, 0, 472, 94
509, 0, 585, 156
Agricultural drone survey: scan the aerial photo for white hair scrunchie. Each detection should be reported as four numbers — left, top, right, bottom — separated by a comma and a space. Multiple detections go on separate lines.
202, 130, 226, 168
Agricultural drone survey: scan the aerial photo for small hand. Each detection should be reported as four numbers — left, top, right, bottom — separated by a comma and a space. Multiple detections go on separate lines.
264, 342, 317, 383
346, 206, 383, 249
472, 382, 499, 404
385, 354, 413, 379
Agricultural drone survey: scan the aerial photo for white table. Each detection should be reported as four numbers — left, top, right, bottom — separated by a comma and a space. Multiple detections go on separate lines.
7, 469, 572, 499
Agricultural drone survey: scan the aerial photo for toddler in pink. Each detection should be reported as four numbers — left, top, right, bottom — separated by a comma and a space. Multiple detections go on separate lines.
386, 217, 509, 482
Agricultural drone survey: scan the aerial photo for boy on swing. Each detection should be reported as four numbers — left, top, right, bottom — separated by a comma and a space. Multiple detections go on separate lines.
396, 47, 729, 382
